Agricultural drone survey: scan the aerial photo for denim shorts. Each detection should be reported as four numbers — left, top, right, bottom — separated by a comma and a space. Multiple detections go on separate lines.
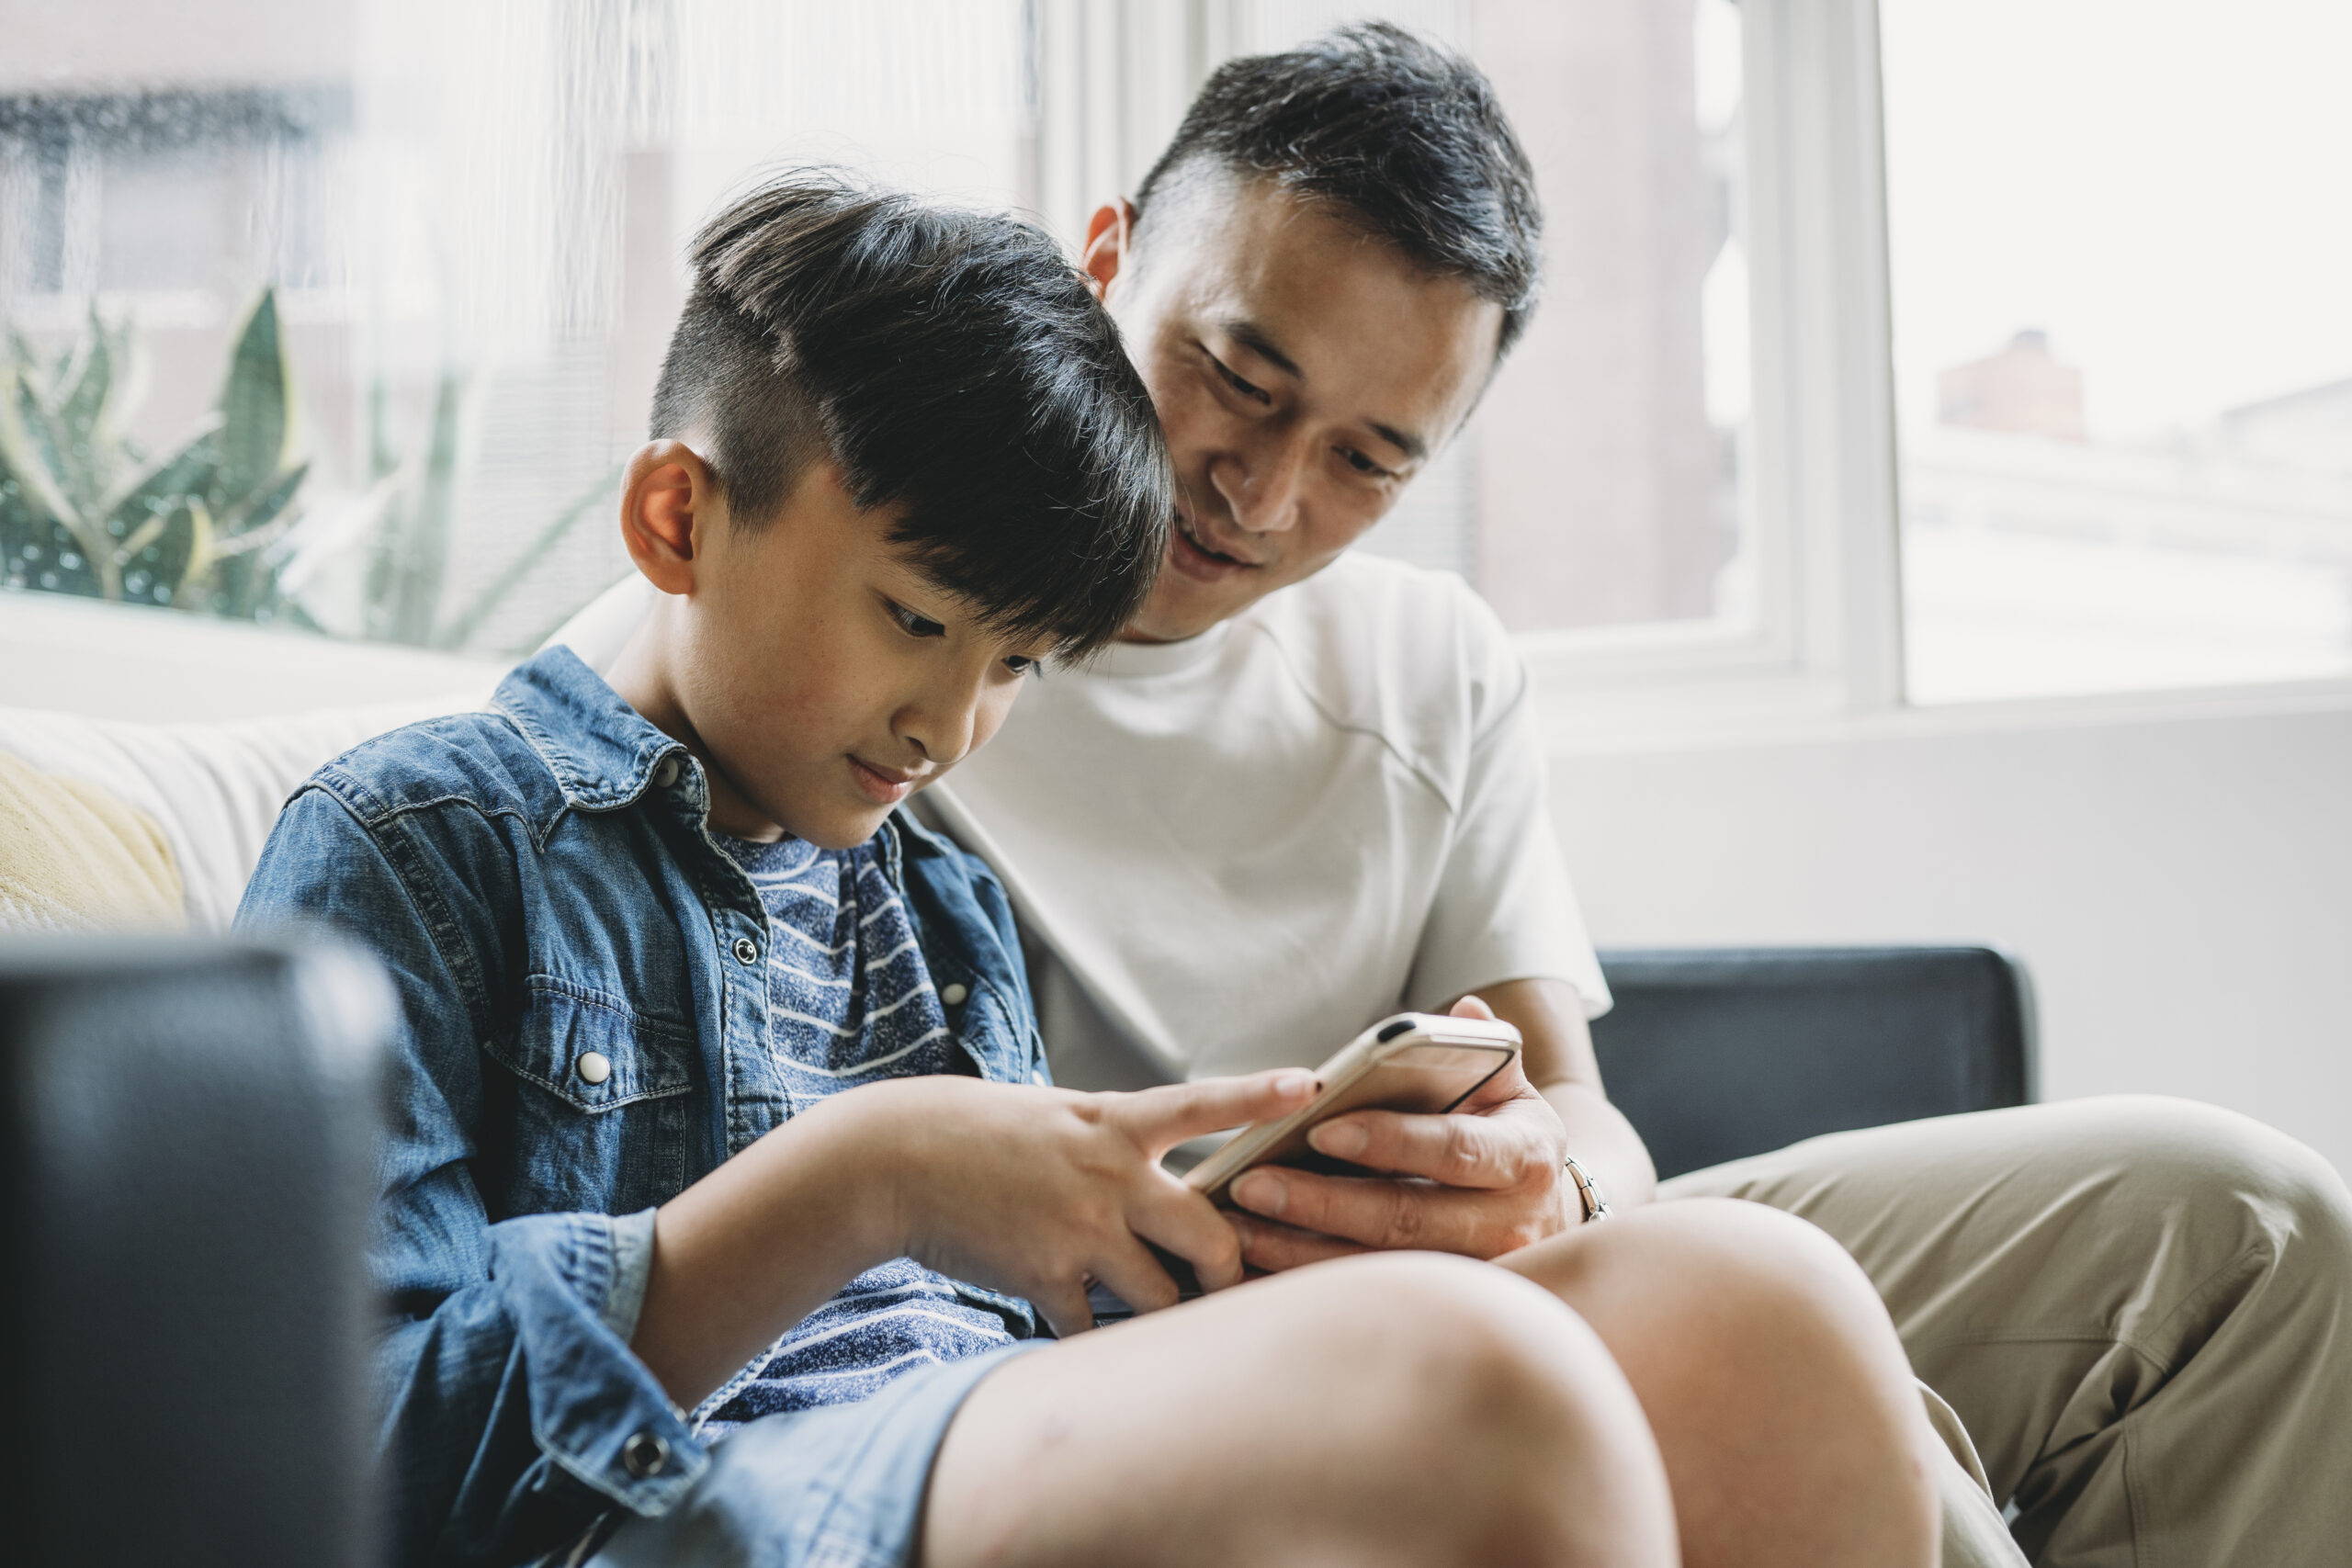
588, 1342, 1043, 1568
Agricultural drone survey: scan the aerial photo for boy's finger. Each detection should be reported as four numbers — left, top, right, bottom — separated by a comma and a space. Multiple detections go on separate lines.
1034, 1280, 1099, 1339
1084, 1239, 1185, 1318
1131, 1184, 1248, 1293
1115, 1069, 1318, 1156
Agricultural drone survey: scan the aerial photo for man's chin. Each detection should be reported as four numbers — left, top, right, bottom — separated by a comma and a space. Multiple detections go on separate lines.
1121, 564, 1265, 644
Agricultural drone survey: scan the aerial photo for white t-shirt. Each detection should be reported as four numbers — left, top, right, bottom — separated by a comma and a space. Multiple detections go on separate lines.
919, 550, 1609, 1090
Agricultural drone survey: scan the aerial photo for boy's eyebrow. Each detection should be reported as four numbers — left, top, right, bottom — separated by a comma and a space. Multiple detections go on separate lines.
1221, 319, 1428, 465
1365, 420, 1427, 464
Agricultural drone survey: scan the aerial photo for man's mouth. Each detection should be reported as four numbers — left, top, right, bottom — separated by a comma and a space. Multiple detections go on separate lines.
1170, 511, 1261, 581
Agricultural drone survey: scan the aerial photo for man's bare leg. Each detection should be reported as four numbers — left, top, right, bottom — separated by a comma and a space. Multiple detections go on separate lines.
922, 1252, 1678, 1568
1500, 1197, 1941, 1568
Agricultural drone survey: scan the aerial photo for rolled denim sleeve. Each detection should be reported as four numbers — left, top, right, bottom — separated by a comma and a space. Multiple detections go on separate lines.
238, 786, 704, 1567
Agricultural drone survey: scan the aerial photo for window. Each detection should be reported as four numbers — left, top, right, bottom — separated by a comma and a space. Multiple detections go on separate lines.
1883, 0, 2352, 704
2, 0, 1035, 655
6, 0, 1767, 669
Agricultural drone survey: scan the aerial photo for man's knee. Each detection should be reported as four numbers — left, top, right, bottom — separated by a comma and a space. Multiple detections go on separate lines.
2070, 1096, 2352, 1270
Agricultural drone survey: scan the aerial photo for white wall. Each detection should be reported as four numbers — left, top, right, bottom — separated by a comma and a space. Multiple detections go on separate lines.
1550, 684, 2352, 1176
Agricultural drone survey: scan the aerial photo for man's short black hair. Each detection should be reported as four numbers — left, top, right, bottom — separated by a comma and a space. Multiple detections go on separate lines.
650, 171, 1169, 656
1135, 22, 1542, 356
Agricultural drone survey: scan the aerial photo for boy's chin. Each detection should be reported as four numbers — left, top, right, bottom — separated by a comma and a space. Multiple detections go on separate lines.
790, 799, 895, 852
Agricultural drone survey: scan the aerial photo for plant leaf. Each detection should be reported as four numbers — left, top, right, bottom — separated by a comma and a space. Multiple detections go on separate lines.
214, 460, 309, 547
0, 362, 74, 525
60, 304, 113, 445
103, 418, 222, 555
214, 288, 293, 510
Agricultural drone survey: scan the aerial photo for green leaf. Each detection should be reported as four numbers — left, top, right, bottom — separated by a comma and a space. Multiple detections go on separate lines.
60, 304, 113, 445
0, 364, 75, 529
214, 288, 293, 510
104, 420, 223, 569
215, 459, 308, 544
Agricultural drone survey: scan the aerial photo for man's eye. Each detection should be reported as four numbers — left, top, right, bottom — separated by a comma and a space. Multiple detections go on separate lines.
1339, 446, 1394, 479
889, 602, 946, 638
1209, 354, 1271, 405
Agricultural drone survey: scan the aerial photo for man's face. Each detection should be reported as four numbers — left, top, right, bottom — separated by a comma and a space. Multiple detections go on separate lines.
648, 457, 1051, 849
1091, 175, 1504, 643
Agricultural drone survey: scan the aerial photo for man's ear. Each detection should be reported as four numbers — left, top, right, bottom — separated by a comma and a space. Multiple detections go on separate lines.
1080, 198, 1137, 300
619, 440, 719, 596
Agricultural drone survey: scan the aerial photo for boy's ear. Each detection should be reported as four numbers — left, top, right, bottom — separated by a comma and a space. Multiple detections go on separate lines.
620, 440, 719, 596
1080, 198, 1137, 300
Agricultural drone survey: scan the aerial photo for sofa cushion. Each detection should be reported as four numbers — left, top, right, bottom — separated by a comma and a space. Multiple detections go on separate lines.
0, 693, 491, 932
0, 748, 185, 931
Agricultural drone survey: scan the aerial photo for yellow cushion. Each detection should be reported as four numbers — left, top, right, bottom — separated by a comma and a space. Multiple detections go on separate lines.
0, 748, 186, 931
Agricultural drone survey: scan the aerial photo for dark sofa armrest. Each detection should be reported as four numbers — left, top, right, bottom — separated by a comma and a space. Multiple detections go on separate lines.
1590, 945, 2038, 1181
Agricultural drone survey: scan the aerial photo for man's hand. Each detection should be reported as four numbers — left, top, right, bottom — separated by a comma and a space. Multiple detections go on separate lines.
1226, 996, 1577, 1269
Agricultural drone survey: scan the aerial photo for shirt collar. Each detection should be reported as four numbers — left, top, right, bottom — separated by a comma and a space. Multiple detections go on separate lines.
492, 645, 686, 813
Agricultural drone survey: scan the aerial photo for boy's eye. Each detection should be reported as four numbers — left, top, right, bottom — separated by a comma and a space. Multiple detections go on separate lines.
1003, 654, 1040, 676
1206, 352, 1271, 405
889, 601, 946, 639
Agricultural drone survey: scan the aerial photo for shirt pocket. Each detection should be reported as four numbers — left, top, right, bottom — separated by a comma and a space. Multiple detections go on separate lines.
481, 976, 699, 1218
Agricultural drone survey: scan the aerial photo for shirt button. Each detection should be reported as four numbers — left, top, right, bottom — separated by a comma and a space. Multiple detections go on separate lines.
732, 935, 760, 965
575, 1051, 612, 1086
652, 756, 681, 790
622, 1430, 670, 1479
939, 983, 968, 1006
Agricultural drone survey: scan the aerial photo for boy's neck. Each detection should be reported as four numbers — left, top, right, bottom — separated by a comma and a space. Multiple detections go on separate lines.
605, 614, 790, 843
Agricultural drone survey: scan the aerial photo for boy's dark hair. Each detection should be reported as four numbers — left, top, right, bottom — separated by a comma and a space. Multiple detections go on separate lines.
650, 172, 1169, 656
1134, 22, 1542, 356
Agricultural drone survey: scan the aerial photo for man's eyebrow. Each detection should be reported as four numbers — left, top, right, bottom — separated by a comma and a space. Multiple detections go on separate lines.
1222, 321, 1305, 381
1222, 320, 1427, 465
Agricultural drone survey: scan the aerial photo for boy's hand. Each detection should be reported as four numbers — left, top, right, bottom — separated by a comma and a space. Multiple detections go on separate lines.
857, 1069, 1317, 1337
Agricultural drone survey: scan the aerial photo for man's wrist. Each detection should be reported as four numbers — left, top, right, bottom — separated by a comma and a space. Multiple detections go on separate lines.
1562, 1154, 1612, 1223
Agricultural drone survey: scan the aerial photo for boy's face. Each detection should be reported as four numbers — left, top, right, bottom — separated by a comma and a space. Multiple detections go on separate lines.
1087, 175, 1503, 645
614, 448, 1051, 849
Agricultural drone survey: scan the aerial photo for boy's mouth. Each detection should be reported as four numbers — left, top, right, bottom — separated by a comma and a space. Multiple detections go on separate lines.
848, 756, 918, 807
1170, 511, 1261, 583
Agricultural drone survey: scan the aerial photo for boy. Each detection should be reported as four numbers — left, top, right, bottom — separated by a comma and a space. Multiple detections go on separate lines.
241, 173, 1930, 1568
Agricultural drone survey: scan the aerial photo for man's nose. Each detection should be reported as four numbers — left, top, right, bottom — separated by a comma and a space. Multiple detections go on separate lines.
1210, 429, 1311, 536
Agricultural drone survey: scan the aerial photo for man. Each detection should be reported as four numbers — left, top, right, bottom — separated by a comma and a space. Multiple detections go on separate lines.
923, 23, 2352, 1568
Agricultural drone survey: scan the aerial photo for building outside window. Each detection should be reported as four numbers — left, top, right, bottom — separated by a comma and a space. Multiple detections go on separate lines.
1882, 0, 2352, 704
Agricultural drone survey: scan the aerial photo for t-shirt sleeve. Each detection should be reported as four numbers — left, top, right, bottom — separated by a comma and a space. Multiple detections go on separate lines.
1401, 591, 1612, 1021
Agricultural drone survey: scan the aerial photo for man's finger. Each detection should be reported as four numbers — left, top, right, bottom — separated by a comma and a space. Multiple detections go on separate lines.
1228, 1212, 1372, 1274
1227, 1166, 1518, 1256
1306, 1106, 1548, 1189
1113, 1069, 1318, 1157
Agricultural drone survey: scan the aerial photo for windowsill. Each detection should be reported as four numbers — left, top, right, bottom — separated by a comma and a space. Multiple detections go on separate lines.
0, 590, 509, 724
1538, 657, 2352, 758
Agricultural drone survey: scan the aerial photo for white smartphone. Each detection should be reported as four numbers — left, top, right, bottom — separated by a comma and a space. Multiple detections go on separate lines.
1184, 1012, 1522, 1205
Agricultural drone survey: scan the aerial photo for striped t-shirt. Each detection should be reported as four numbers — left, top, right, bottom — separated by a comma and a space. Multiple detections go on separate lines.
697, 829, 1021, 1434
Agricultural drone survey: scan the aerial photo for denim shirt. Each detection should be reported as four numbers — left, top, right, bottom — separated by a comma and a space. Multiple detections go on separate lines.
233, 647, 1045, 1568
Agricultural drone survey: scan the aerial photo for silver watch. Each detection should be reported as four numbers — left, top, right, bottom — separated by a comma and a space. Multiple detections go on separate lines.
1563, 1154, 1612, 1223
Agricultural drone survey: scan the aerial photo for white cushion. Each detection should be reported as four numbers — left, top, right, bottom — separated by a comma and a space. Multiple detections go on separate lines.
0, 691, 491, 932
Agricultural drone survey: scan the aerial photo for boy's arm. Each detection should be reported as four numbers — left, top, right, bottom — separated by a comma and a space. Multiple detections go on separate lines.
238, 787, 705, 1568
